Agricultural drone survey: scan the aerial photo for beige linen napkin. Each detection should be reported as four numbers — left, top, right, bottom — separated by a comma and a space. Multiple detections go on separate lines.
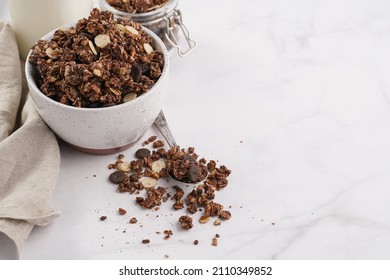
0, 22, 61, 258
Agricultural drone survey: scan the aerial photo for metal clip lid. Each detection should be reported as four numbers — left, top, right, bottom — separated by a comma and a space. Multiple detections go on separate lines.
164, 9, 197, 57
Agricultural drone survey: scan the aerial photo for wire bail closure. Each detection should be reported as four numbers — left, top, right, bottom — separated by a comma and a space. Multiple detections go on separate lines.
164, 9, 197, 57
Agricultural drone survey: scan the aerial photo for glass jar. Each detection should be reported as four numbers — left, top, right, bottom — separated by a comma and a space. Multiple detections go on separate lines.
9, 0, 93, 60
98, 0, 197, 57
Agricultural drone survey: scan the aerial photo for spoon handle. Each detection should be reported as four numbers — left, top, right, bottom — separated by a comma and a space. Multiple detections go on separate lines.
154, 110, 178, 148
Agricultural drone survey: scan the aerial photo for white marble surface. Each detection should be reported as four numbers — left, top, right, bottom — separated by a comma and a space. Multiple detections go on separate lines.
2, 0, 390, 259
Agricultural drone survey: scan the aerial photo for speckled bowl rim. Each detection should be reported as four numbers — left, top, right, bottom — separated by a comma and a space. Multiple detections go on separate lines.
25, 23, 169, 113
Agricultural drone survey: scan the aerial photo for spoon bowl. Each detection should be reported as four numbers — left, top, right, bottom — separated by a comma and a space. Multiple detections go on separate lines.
154, 111, 208, 185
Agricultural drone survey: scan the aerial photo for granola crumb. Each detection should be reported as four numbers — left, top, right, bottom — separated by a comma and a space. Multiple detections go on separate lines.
194, 240, 199, 245
179, 215, 193, 230
118, 208, 127, 215
100, 216, 107, 221
129, 217, 138, 224
211, 238, 218, 247
142, 239, 150, 244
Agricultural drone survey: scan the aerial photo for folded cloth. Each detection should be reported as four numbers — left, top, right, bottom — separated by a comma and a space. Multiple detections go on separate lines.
0, 22, 61, 259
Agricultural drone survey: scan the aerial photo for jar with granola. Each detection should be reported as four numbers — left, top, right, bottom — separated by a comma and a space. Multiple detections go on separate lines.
98, 0, 196, 57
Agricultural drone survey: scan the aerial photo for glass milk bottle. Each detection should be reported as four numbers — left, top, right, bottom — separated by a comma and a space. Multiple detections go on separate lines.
9, 0, 93, 60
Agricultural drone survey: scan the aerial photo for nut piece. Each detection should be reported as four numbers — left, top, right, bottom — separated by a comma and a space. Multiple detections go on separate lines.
117, 162, 131, 172
123, 93, 137, 103
88, 40, 98, 55
93, 68, 102, 77
94, 34, 111, 48
125, 25, 139, 35
139, 177, 157, 188
143, 43, 153, 54
151, 160, 166, 173
199, 216, 210, 224
45, 47, 62, 59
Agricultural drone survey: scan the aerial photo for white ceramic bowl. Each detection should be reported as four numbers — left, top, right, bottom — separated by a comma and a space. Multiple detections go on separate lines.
26, 26, 169, 155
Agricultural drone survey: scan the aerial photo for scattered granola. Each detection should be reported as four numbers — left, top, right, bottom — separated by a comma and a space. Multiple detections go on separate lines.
129, 217, 138, 224
106, 0, 169, 13
28, 9, 164, 108
105, 136, 232, 247
136, 186, 166, 209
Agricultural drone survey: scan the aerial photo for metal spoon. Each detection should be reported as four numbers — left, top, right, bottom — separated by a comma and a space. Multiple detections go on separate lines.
154, 110, 177, 148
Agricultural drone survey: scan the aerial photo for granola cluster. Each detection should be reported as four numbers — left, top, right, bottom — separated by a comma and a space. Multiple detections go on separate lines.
106, 136, 232, 244
165, 147, 208, 183
28, 8, 164, 108
106, 0, 169, 13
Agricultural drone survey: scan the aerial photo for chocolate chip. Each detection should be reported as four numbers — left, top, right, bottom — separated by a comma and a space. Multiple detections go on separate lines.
135, 148, 151, 159
109, 170, 125, 184
187, 165, 200, 183
87, 102, 101, 108
131, 65, 142, 81
140, 63, 149, 74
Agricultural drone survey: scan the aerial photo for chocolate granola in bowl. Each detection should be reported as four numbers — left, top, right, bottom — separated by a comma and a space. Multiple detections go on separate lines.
25, 9, 169, 154
28, 8, 164, 108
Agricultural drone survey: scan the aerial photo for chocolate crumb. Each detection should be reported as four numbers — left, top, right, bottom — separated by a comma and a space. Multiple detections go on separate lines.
100, 216, 107, 221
